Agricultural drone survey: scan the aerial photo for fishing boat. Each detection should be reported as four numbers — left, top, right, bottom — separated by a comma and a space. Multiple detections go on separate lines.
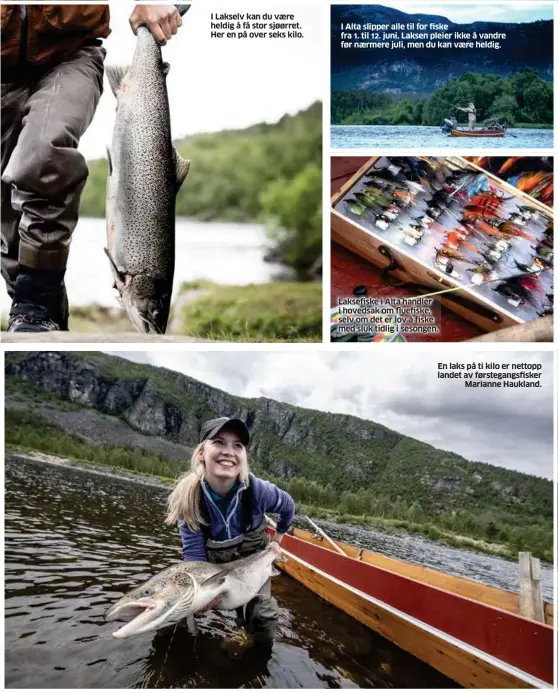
274, 526, 554, 689
450, 128, 506, 138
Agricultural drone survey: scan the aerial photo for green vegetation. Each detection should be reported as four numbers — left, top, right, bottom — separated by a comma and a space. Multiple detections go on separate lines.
6, 409, 183, 480
268, 477, 552, 562
6, 403, 551, 560
58, 281, 321, 340
80, 102, 322, 277
332, 70, 553, 128
68, 305, 132, 333
176, 281, 321, 342
5, 375, 83, 411
5, 352, 553, 561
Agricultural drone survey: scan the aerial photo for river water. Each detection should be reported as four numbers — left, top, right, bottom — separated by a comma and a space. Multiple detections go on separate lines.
5, 454, 457, 689
0, 217, 286, 316
314, 520, 553, 602
331, 125, 554, 149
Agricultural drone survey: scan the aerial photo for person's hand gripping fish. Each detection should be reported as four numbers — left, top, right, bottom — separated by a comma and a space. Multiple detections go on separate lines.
104, 4, 191, 335
129, 5, 184, 46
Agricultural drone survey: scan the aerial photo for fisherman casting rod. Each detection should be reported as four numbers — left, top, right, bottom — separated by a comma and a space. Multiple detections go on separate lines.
437, 95, 516, 135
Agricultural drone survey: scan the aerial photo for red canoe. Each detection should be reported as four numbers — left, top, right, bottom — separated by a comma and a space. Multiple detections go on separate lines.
450, 128, 506, 138
275, 528, 553, 689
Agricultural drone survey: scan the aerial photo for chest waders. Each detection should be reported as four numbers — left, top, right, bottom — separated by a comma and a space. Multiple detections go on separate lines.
200, 488, 279, 646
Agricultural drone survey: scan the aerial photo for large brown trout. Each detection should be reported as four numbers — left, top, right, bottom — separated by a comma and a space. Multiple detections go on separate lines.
105, 26, 189, 334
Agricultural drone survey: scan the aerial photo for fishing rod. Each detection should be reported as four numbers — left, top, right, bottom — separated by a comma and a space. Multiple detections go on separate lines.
437, 95, 459, 110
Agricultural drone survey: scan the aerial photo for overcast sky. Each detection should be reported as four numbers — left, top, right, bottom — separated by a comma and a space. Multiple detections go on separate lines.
79, 1, 322, 160
374, 2, 554, 23
111, 351, 553, 479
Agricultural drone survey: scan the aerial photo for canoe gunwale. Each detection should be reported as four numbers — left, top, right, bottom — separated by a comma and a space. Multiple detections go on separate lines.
450, 128, 506, 137
280, 546, 550, 689
291, 527, 553, 621
279, 531, 553, 687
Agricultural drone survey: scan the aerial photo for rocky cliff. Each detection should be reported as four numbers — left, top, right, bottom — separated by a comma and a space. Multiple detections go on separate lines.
5, 351, 552, 519
5, 351, 398, 447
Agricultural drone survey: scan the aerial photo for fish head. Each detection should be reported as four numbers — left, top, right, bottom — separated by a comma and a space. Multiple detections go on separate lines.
121, 275, 171, 334
105, 565, 197, 639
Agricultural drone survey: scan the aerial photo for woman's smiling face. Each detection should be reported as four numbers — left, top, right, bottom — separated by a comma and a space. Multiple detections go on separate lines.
203, 428, 247, 484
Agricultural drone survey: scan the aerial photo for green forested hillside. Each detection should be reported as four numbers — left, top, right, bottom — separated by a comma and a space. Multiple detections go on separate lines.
332, 70, 553, 127
5, 352, 553, 559
80, 102, 322, 276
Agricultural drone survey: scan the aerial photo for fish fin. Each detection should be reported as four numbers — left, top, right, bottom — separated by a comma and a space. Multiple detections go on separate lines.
105, 65, 130, 97
200, 569, 229, 590
174, 150, 190, 191
186, 614, 198, 636
162, 61, 170, 77
104, 247, 126, 292
106, 146, 113, 175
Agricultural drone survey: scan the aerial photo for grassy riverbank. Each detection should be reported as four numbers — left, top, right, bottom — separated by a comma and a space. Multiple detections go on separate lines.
5, 443, 530, 562
175, 281, 321, 342
5, 406, 551, 562
51, 280, 321, 342
293, 504, 519, 561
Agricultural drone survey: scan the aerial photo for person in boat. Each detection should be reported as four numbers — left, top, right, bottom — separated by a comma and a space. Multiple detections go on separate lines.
441, 113, 458, 134
165, 417, 295, 647
456, 101, 477, 130
485, 118, 505, 132
1, 5, 183, 332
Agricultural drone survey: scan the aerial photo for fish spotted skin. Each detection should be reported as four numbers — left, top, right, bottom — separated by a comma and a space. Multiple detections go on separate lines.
105, 26, 189, 334
105, 544, 283, 639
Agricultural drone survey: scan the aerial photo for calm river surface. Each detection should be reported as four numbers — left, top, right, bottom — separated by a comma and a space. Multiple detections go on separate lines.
0, 217, 286, 316
5, 455, 457, 689
331, 125, 554, 149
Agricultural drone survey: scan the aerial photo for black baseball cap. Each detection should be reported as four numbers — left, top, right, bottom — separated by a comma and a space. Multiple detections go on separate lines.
199, 417, 250, 446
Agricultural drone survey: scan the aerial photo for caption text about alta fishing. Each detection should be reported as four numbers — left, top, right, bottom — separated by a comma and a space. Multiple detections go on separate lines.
437, 361, 543, 388
211, 13, 303, 39
336, 296, 440, 335
339, 21, 507, 50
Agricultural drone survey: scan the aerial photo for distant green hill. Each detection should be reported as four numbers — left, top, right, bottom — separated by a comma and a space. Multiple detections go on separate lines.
5, 351, 553, 560
332, 71, 553, 127
79, 102, 322, 276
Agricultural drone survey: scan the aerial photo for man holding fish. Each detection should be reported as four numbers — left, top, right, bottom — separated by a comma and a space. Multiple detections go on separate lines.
1, 4, 183, 332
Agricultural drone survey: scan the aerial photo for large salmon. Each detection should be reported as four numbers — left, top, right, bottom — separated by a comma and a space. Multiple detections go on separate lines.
105, 543, 284, 638
105, 26, 189, 334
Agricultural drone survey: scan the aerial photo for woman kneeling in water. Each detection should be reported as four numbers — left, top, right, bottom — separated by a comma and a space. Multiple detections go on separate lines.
165, 417, 295, 645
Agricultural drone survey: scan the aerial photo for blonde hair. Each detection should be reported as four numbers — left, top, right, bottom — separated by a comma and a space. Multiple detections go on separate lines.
165, 440, 250, 531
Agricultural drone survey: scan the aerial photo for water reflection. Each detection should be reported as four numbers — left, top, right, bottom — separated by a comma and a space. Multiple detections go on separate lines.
6, 455, 458, 688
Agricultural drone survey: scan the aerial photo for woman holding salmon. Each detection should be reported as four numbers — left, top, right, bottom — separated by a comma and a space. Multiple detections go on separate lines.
165, 417, 295, 646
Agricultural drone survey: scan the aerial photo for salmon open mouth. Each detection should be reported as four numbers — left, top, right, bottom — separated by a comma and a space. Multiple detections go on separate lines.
105, 599, 165, 638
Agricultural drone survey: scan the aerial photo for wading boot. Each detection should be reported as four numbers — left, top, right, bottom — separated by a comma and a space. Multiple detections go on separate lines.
8, 266, 68, 332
